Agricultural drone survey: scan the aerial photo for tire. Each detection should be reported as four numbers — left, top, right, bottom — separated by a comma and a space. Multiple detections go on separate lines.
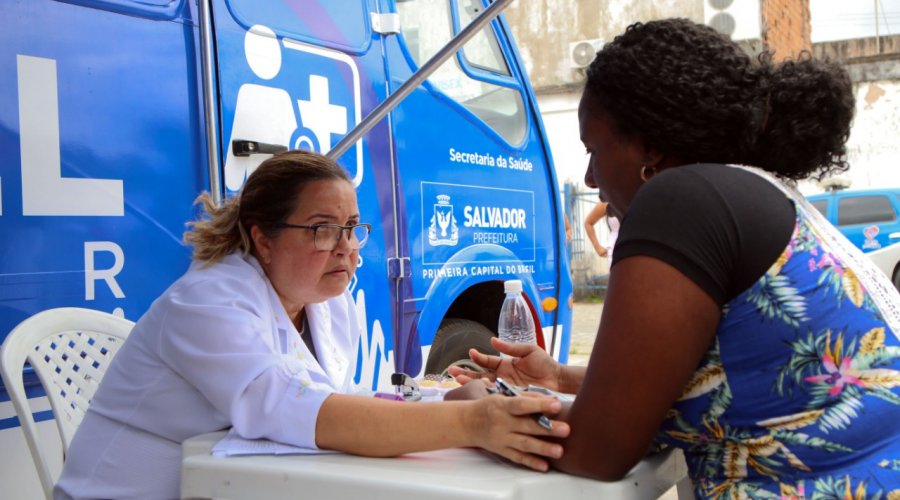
424, 318, 498, 377
893, 267, 900, 292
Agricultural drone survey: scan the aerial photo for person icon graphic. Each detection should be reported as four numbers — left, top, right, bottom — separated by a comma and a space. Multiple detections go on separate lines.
223, 24, 300, 192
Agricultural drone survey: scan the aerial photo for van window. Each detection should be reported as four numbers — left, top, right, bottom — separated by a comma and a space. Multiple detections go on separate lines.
63, 0, 182, 19
837, 195, 896, 226
227, 0, 369, 52
456, 0, 511, 75
809, 199, 828, 216
396, 0, 527, 145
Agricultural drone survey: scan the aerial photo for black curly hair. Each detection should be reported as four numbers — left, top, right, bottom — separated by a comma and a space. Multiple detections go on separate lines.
583, 18, 855, 181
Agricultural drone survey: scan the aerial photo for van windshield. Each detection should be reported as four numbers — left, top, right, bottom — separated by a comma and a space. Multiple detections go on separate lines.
396, 0, 527, 145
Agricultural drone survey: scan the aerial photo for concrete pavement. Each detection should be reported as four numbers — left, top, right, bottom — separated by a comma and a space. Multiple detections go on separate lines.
567, 301, 602, 366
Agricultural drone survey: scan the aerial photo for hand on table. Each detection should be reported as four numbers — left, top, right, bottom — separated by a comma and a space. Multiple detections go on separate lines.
466, 390, 569, 472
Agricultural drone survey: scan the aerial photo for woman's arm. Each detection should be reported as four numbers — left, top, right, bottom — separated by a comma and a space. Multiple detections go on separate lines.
584, 203, 609, 257
315, 389, 570, 471
551, 256, 720, 480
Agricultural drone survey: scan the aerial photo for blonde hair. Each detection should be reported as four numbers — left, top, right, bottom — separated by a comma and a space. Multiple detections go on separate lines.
183, 150, 352, 264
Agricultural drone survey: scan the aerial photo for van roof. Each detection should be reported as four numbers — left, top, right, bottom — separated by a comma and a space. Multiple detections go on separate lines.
807, 187, 900, 200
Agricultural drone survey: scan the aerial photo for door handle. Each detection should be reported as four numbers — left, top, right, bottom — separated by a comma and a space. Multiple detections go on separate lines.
232, 140, 288, 157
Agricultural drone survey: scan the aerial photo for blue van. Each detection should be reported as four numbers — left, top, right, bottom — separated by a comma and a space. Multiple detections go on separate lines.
0, 0, 573, 495
807, 188, 900, 288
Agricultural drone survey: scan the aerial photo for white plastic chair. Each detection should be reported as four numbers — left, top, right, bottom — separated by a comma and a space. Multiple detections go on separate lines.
0, 307, 134, 500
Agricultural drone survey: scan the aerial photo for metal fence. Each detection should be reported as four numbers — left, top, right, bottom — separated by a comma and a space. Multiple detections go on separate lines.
562, 182, 611, 298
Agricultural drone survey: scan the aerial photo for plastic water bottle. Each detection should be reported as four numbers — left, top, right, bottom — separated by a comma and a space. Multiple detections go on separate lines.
498, 279, 536, 345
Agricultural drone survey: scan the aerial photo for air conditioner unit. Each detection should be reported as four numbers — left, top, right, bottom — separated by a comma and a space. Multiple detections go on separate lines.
568, 39, 603, 69
703, 0, 761, 41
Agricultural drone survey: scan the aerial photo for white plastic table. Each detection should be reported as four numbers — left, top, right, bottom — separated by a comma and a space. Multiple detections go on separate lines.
181, 431, 691, 500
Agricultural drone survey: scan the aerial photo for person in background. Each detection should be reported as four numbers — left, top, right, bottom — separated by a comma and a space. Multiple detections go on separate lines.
55, 150, 569, 500
451, 18, 900, 498
583, 201, 619, 258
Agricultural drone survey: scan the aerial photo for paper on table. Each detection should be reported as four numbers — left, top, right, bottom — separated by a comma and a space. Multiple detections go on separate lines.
211, 428, 336, 457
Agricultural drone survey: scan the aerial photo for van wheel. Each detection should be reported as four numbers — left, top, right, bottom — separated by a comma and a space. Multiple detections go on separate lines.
893, 267, 900, 292
424, 318, 498, 377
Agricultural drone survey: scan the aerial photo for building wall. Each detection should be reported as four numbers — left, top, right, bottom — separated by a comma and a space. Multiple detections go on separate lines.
801, 35, 900, 193
503, 0, 816, 90
761, 0, 810, 59
840, 80, 900, 189
503, 0, 702, 92
506, 2, 900, 190
814, 35, 900, 81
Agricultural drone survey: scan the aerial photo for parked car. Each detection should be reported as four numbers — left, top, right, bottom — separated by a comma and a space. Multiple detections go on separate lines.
807, 187, 900, 290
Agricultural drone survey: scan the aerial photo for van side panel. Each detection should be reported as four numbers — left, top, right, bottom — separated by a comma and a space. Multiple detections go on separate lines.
0, 1, 203, 495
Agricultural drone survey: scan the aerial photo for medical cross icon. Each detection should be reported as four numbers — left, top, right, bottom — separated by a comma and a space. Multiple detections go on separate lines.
297, 75, 347, 153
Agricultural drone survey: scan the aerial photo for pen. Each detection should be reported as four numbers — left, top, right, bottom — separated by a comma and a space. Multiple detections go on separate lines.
494, 377, 554, 431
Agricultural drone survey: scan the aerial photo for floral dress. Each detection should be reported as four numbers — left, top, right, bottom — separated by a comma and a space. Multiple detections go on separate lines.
656, 203, 900, 499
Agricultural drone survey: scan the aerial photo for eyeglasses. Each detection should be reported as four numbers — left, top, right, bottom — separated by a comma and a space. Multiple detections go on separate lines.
275, 223, 371, 251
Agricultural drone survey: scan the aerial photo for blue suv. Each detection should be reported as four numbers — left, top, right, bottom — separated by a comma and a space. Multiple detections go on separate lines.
807, 188, 900, 289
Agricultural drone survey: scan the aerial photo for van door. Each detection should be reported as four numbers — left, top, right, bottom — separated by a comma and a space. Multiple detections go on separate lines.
386, 0, 569, 374
209, 0, 399, 389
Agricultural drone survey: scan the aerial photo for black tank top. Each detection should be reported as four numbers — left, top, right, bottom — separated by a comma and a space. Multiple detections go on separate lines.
612, 164, 796, 305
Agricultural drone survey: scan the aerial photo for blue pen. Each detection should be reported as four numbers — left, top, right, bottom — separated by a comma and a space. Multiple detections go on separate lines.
494, 377, 554, 431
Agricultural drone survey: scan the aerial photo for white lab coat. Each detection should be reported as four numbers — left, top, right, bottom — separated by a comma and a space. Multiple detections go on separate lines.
55, 253, 362, 500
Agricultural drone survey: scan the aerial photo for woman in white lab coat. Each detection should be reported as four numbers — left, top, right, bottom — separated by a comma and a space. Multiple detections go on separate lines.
55, 150, 569, 500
